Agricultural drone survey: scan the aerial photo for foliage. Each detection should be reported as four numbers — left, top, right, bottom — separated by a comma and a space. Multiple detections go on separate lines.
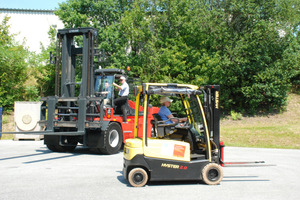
55, 0, 131, 68
230, 110, 243, 120
1, 0, 298, 114
31, 26, 57, 97
0, 16, 34, 110
54, 0, 299, 114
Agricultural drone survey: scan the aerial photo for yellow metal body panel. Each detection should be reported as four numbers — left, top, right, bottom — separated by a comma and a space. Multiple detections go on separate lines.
144, 139, 190, 162
124, 138, 191, 162
124, 138, 143, 160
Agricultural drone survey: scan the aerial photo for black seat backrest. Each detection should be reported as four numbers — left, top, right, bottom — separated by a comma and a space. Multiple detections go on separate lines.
153, 113, 162, 121
152, 114, 163, 137
152, 113, 175, 138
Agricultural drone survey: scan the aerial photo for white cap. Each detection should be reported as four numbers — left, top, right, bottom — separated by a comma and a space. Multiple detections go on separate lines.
160, 96, 173, 104
120, 76, 126, 80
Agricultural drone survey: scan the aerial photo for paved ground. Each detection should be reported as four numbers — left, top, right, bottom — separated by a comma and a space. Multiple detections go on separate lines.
0, 140, 299, 200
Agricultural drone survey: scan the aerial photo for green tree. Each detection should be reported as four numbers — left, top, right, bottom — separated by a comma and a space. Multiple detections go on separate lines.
205, 0, 299, 113
0, 16, 32, 109
31, 26, 57, 97
55, 0, 131, 68
55, 0, 299, 114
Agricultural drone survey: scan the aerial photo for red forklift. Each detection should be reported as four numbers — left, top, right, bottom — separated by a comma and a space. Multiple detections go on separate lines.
40, 28, 160, 154
4, 28, 159, 154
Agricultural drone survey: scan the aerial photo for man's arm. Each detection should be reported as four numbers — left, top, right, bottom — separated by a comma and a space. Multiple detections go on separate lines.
167, 114, 187, 123
113, 82, 122, 90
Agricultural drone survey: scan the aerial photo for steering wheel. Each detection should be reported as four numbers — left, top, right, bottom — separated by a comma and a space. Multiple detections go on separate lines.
175, 120, 190, 129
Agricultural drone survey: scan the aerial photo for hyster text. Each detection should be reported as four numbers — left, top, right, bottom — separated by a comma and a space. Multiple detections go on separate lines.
161, 163, 188, 170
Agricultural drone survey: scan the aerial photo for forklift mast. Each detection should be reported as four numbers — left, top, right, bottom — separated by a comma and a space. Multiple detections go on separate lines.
41, 28, 99, 136
55, 27, 97, 98
203, 85, 221, 153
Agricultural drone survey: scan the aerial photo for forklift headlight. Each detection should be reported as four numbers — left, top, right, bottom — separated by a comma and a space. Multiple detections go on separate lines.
124, 148, 129, 154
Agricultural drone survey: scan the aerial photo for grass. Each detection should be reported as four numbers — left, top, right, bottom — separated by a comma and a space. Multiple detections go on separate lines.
1, 113, 14, 140
221, 124, 300, 149
221, 93, 300, 149
0, 134, 14, 140
1, 94, 300, 149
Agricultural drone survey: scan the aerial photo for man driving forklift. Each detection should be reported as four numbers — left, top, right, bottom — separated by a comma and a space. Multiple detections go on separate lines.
113, 76, 129, 122
158, 96, 187, 124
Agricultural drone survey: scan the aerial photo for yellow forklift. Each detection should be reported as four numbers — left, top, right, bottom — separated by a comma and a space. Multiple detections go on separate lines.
123, 83, 224, 186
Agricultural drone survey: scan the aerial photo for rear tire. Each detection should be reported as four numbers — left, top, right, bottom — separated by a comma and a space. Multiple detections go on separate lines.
98, 122, 123, 155
128, 168, 148, 187
202, 163, 223, 185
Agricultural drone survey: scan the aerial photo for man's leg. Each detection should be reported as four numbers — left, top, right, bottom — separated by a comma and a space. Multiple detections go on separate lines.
114, 96, 128, 121
121, 104, 127, 122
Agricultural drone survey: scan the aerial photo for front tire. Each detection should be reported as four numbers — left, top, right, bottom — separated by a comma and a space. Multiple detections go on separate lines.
99, 122, 123, 154
46, 136, 78, 152
202, 163, 223, 185
128, 168, 148, 187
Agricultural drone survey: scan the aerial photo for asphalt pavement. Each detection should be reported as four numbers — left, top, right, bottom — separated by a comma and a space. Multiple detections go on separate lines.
0, 140, 299, 200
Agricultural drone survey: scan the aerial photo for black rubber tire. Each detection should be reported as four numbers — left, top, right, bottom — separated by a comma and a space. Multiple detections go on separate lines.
46, 136, 78, 152
46, 144, 77, 152
128, 168, 148, 187
202, 163, 223, 185
99, 122, 123, 155
47, 144, 64, 152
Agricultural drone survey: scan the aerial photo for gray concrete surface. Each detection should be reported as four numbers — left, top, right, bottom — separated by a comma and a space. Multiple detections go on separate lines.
0, 140, 299, 200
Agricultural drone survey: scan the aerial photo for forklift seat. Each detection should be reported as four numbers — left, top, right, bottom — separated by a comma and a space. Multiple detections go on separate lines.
152, 114, 175, 138
152, 114, 198, 153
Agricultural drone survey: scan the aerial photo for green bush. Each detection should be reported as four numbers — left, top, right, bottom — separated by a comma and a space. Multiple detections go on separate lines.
0, 16, 30, 110
230, 110, 243, 121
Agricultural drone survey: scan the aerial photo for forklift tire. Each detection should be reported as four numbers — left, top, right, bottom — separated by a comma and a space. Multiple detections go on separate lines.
46, 144, 77, 152
99, 122, 123, 155
128, 168, 148, 187
46, 136, 78, 152
202, 163, 223, 185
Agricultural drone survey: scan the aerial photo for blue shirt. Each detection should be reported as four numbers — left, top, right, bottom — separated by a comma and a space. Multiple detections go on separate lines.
158, 106, 173, 124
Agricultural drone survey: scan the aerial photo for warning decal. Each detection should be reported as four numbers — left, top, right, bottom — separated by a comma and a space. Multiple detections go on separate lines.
173, 144, 186, 158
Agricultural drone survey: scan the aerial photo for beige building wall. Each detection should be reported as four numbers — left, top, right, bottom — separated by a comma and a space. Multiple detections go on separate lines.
0, 8, 64, 52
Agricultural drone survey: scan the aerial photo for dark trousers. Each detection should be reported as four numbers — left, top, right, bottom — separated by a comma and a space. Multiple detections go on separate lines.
114, 96, 128, 122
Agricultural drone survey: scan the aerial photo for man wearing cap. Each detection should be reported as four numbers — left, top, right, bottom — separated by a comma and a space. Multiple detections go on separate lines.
158, 96, 187, 124
113, 76, 129, 122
